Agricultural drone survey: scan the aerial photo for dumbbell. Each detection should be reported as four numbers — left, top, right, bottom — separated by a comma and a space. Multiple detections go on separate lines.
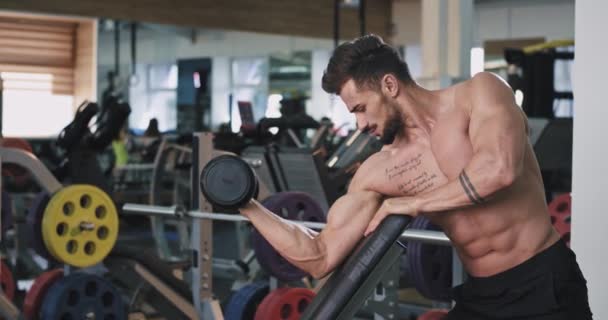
200, 155, 259, 209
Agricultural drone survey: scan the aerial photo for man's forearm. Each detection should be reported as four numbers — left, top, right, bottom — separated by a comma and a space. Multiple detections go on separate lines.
414, 174, 481, 213
408, 160, 515, 214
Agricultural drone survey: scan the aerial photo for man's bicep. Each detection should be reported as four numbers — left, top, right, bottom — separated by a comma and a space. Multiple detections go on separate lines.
470, 105, 527, 152
317, 191, 383, 275
469, 75, 527, 180
469, 73, 527, 164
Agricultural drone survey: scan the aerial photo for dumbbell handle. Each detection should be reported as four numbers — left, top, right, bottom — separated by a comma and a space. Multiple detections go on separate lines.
122, 203, 325, 228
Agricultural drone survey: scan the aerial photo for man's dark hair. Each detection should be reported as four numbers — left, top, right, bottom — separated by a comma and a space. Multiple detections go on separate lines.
322, 34, 413, 94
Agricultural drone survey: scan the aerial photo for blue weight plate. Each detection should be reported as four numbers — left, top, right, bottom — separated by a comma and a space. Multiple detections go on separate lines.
251, 192, 326, 281
26, 192, 55, 261
407, 216, 452, 301
225, 282, 269, 320
40, 273, 126, 320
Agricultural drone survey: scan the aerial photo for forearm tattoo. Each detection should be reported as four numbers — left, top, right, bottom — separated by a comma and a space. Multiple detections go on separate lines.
459, 170, 485, 204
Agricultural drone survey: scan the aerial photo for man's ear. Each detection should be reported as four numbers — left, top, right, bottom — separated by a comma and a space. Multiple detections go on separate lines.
381, 74, 400, 98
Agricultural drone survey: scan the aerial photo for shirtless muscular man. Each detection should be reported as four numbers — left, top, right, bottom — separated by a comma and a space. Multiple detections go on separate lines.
240, 35, 592, 319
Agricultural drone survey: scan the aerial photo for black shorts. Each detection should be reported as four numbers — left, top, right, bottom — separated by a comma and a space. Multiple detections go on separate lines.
447, 239, 592, 320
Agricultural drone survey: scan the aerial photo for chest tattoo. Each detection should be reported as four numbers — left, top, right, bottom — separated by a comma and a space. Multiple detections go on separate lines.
384, 153, 440, 195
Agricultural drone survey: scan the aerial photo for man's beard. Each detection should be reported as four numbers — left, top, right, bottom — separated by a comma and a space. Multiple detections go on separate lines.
380, 105, 405, 145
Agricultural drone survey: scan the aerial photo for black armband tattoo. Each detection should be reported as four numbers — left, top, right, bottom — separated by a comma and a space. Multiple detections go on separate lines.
459, 170, 485, 204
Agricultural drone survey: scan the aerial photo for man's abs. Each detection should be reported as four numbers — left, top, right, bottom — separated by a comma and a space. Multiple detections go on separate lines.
430, 176, 560, 277
362, 141, 558, 278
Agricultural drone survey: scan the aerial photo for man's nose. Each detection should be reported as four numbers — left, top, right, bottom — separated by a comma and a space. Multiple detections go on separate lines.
356, 116, 368, 132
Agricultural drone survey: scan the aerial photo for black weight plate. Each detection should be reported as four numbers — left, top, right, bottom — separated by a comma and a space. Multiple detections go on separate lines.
407, 216, 452, 301
1, 191, 13, 238
200, 155, 258, 209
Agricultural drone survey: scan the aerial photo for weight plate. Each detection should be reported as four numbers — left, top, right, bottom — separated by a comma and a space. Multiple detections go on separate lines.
407, 216, 452, 301
40, 273, 126, 320
251, 192, 326, 281
23, 269, 64, 320
225, 282, 269, 320
418, 309, 449, 320
254, 287, 315, 320
42, 185, 119, 267
2, 191, 14, 238
200, 155, 258, 209
0, 137, 33, 187
27, 192, 56, 261
0, 260, 15, 301
548, 193, 571, 246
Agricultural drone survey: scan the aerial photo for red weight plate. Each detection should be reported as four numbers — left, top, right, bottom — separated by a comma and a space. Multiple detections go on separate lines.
0, 138, 33, 186
0, 260, 15, 301
548, 193, 571, 246
548, 193, 571, 216
419, 309, 449, 320
23, 269, 64, 320
254, 287, 316, 320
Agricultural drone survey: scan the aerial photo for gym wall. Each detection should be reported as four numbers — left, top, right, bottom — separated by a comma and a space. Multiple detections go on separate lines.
96, 26, 338, 131
572, 0, 608, 318
92, 0, 577, 134
0, 0, 391, 40
474, 0, 575, 44
0, 11, 97, 137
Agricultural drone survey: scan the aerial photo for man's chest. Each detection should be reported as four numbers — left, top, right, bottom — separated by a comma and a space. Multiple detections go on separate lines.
369, 128, 473, 197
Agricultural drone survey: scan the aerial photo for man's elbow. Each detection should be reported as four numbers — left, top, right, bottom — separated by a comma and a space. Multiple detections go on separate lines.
311, 269, 330, 280
310, 260, 332, 279
494, 162, 517, 189
476, 154, 517, 192
303, 240, 333, 279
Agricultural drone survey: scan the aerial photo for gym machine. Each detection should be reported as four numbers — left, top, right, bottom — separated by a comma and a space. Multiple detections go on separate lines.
55, 100, 131, 194
121, 133, 465, 319
0, 147, 126, 320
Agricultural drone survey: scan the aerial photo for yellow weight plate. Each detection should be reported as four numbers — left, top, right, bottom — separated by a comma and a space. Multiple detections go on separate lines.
42, 185, 118, 267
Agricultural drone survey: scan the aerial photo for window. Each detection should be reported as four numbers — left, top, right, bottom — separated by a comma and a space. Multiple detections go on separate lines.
128, 63, 178, 132
0, 15, 77, 137
230, 57, 269, 132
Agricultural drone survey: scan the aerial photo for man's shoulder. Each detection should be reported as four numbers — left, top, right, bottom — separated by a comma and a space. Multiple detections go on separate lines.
359, 149, 391, 170
348, 149, 391, 192
469, 71, 505, 84
466, 72, 513, 97
454, 72, 509, 95
353, 147, 418, 183
453, 72, 515, 115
